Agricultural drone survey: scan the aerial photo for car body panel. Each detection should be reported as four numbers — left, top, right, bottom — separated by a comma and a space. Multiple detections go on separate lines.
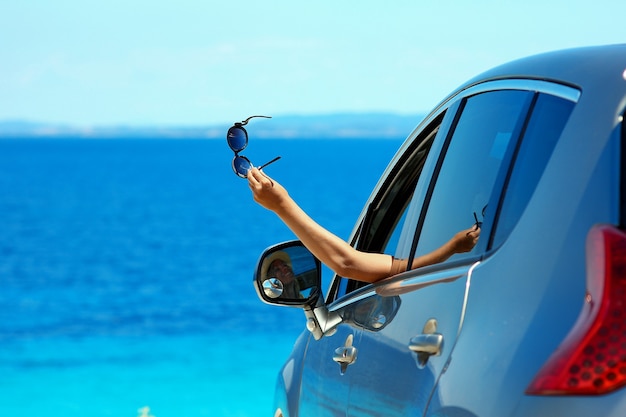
298, 323, 354, 415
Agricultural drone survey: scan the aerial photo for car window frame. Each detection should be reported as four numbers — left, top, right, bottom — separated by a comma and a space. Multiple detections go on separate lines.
326, 79, 581, 306
326, 111, 453, 303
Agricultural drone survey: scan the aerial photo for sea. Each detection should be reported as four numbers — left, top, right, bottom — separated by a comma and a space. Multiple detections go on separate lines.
0, 137, 403, 417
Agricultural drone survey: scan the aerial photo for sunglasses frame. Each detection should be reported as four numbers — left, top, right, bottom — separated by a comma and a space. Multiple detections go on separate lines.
226, 115, 279, 178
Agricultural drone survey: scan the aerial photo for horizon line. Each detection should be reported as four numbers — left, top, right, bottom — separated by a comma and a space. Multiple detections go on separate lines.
0, 111, 425, 130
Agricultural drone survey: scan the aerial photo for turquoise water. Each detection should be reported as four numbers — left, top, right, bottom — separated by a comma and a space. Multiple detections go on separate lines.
0, 138, 402, 416
1, 333, 298, 416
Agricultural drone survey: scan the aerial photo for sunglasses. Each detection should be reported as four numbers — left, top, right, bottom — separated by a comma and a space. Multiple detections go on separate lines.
227, 115, 281, 178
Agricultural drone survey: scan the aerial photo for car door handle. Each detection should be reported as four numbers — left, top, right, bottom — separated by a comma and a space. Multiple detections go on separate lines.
408, 333, 444, 355
409, 333, 443, 368
333, 334, 357, 374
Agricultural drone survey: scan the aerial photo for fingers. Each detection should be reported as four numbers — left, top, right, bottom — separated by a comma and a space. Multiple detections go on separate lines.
469, 226, 480, 245
466, 227, 478, 237
247, 167, 284, 212
247, 168, 277, 204
247, 167, 260, 183
466, 223, 481, 235
248, 168, 267, 188
248, 167, 273, 183
463, 225, 481, 251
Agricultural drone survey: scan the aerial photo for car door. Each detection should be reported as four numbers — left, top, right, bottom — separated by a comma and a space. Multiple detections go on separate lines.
296, 111, 450, 416
331, 86, 545, 416
297, 323, 357, 415
422, 87, 579, 417
341, 264, 478, 416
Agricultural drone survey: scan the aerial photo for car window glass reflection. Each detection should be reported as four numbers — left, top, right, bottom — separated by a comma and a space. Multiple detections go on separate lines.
492, 94, 575, 247
415, 90, 533, 262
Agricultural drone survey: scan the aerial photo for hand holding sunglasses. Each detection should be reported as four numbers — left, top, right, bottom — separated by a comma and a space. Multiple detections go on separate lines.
227, 115, 281, 178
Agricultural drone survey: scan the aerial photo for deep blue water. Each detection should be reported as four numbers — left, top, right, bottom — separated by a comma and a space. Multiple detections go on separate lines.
0, 137, 402, 417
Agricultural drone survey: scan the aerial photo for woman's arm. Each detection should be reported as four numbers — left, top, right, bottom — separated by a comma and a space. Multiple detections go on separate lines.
391, 226, 481, 273
247, 168, 393, 282
247, 168, 480, 282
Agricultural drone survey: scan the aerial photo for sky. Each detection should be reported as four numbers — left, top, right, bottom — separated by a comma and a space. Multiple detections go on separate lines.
1, 0, 625, 127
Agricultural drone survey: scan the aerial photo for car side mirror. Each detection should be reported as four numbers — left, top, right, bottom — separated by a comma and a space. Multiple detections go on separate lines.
253, 241, 322, 307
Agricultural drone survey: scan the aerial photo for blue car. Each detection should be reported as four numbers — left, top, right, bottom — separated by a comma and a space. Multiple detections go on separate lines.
253, 44, 626, 416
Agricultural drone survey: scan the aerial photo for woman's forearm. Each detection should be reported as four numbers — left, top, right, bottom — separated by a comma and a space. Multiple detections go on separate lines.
274, 197, 392, 283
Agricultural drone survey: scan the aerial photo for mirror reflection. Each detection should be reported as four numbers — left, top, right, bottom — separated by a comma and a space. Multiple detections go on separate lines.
258, 244, 320, 303
262, 277, 285, 299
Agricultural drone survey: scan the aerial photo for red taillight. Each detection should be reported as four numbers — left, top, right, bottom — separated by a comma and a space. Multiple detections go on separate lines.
526, 224, 626, 396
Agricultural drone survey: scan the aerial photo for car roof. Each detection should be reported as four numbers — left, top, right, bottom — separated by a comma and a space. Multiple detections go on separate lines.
463, 44, 626, 93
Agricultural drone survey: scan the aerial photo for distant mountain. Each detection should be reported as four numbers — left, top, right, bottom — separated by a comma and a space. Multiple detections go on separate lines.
0, 113, 425, 139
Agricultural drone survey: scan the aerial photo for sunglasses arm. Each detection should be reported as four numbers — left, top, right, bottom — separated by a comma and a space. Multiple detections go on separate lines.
240, 115, 272, 126
258, 156, 281, 171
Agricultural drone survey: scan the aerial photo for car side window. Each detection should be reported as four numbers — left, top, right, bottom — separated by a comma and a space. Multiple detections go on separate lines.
412, 90, 534, 263
328, 117, 443, 301
491, 94, 575, 247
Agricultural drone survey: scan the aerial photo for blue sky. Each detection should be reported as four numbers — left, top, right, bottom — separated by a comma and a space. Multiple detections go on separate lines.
2, 0, 625, 127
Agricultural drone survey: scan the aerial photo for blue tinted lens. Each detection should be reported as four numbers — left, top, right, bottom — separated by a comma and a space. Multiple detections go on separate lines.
227, 126, 248, 152
233, 155, 252, 178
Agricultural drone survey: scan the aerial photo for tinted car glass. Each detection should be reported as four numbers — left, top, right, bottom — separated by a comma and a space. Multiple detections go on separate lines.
413, 90, 533, 262
491, 94, 575, 247
328, 119, 442, 300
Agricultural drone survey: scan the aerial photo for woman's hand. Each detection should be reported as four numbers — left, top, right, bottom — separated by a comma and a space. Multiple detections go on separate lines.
451, 225, 481, 253
247, 167, 289, 212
